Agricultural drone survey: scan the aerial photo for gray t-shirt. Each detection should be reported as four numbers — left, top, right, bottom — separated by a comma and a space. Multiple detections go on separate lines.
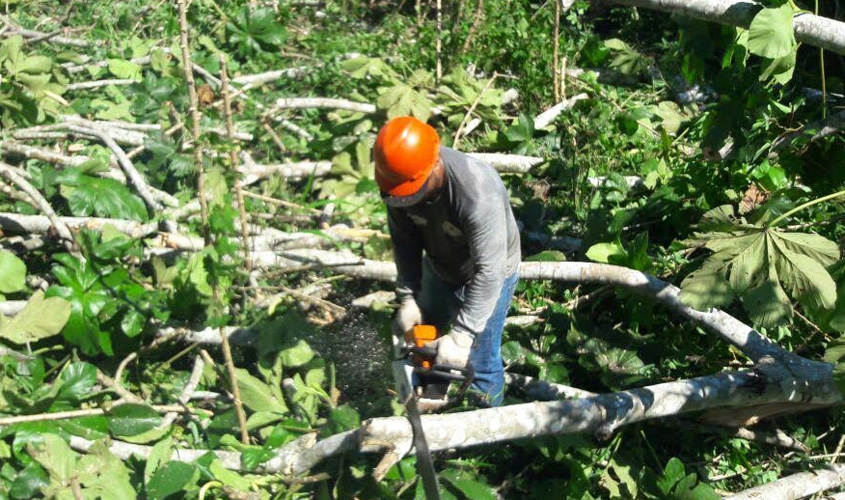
387, 146, 521, 336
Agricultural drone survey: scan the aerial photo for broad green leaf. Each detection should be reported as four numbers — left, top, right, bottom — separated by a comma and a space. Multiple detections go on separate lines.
19, 55, 53, 74
525, 250, 566, 262
585, 241, 626, 264
27, 434, 75, 485
144, 436, 173, 484
741, 268, 792, 327
58, 169, 148, 221
146, 460, 197, 500
107, 404, 163, 436
208, 459, 252, 491
280, 339, 315, 368
681, 206, 840, 327
328, 404, 360, 433
0, 250, 26, 293
59, 415, 109, 440
9, 463, 49, 499
0, 291, 71, 344
748, 4, 796, 59
58, 361, 97, 401
440, 469, 497, 500
760, 50, 796, 84
146, 461, 197, 500
75, 440, 136, 500
235, 368, 288, 413
679, 259, 734, 310
107, 58, 142, 79
376, 84, 431, 121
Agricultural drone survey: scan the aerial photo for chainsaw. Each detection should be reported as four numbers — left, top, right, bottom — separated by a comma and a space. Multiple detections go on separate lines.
391, 325, 474, 500
391, 324, 474, 412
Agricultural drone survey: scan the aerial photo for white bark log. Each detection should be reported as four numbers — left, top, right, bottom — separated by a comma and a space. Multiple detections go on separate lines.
609, 0, 845, 56
268, 97, 376, 115
504, 372, 596, 400
267, 250, 800, 364
0, 141, 177, 207
588, 175, 645, 189
0, 163, 76, 246
232, 67, 309, 85
66, 79, 136, 91
0, 140, 124, 180
238, 160, 333, 185
534, 93, 589, 129
0, 213, 158, 238
0, 301, 26, 316
467, 153, 544, 173
69, 368, 842, 476
63, 124, 163, 212
723, 463, 845, 500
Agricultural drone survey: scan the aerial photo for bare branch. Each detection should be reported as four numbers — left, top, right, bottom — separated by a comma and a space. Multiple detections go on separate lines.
0, 162, 77, 254
723, 463, 845, 500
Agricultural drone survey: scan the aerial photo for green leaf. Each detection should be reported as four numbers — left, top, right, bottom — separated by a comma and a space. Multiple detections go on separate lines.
0, 291, 71, 344
682, 207, 840, 327
760, 50, 796, 85
376, 84, 431, 121
146, 461, 197, 500
328, 404, 360, 433
280, 339, 315, 368
144, 436, 173, 484
9, 463, 49, 499
107, 404, 163, 436
107, 59, 142, 80
0, 250, 27, 293
441, 469, 497, 500
235, 368, 288, 413
19, 55, 53, 74
58, 169, 148, 220
585, 241, 626, 264
525, 250, 566, 262
28, 434, 75, 485
58, 361, 97, 401
748, 4, 796, 59
679, 259, 734, 310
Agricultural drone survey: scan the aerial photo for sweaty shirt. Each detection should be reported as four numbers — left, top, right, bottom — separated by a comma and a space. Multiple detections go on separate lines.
387, 146, 521, 337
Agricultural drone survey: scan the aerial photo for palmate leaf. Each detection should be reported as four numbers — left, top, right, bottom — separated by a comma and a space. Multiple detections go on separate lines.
680, 205, 839, 327
376, 84, 432, 121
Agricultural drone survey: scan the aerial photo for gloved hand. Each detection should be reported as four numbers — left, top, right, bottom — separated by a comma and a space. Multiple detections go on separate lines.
392, 298, 422, 339
430, 329, 474, 368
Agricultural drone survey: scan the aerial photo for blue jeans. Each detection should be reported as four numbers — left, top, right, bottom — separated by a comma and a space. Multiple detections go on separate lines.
418, 259, 519, 406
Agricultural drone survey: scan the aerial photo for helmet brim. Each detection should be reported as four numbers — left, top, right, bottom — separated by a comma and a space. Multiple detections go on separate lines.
381, 172, 435, 208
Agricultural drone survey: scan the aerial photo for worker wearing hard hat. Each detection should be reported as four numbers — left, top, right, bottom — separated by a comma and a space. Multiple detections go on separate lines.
375, 116, 521, 407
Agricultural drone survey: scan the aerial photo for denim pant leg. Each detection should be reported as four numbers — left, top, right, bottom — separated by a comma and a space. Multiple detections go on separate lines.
467, 271, 518, 407
418, 258, 462, 330
419, 260, 519, 407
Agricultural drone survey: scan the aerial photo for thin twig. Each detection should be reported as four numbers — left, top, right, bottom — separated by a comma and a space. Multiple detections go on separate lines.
177, 0, 248, 445
0, 161, 78, 255
453, 73, 498, 149
242, 190, 321, 214
96, 370, 144, 404
221, 54, 253, 272
64, 124, 163, 213
114, 352, 138, 389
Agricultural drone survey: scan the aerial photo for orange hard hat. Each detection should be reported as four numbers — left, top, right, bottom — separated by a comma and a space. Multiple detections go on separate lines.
374, 116, 440, 199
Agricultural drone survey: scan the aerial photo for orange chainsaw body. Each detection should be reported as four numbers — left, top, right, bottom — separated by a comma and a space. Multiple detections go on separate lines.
405, 324, 438, 369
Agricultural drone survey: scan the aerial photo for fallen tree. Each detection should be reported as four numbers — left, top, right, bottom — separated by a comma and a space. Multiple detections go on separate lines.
608, 0, 845, 56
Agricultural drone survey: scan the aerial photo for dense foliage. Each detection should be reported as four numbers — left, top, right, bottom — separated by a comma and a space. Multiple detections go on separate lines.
0, 0, 844, 498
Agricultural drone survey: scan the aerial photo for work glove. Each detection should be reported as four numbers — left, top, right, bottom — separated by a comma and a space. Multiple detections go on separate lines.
430, 329, 474, 368
392, 297, 422, 341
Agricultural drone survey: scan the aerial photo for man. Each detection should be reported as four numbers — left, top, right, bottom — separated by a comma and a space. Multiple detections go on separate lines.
375, 116, 520, 407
